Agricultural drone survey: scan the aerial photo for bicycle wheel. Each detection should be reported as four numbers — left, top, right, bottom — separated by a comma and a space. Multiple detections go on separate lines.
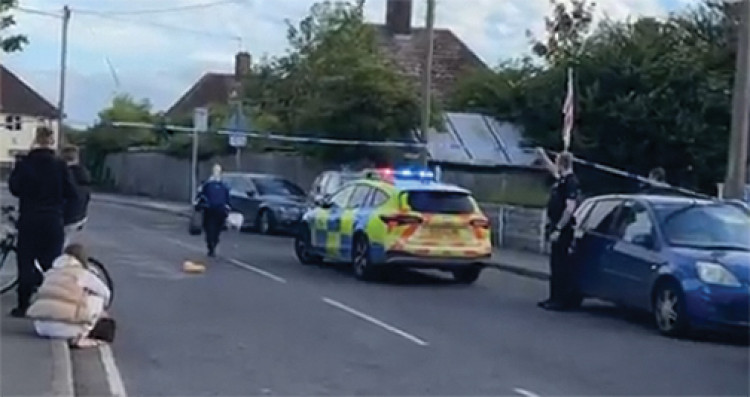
0, 246, 18, 294
88, 257, 114, 308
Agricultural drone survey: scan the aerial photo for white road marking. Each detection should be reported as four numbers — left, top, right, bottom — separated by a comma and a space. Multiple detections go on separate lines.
513, 387, 540, 397
228, 258, 287, 284
321, 297, 429, 346
165, 237, 286, 284
99, 344, 127, 397
166, 237, 201, 252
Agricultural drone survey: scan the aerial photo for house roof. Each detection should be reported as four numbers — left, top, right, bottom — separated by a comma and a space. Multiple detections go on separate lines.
370, 25, 488, 102
165, 72, 237, 119
427, 112, 536, 168
0, 65, 58, 118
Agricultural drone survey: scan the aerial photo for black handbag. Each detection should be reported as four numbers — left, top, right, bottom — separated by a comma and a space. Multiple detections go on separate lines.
188, 210, 203, 235
89, 318, 116, 343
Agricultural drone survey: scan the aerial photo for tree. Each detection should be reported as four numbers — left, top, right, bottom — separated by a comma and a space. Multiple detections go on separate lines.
453, 0, 733, 194
1, 0, 27, 53
528, 0, 596, 66
80, 94, 157, 182
242, 0, 422, 162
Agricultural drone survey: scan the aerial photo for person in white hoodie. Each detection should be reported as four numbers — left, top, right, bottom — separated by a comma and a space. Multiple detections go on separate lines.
26, 243, 111, 348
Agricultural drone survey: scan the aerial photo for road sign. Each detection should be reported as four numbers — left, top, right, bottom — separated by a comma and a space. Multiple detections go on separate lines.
193, 107, 208, 132
229, 134, 247, 147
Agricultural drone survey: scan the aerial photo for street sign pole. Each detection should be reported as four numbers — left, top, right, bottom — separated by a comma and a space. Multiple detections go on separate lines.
192, 107, 208, 203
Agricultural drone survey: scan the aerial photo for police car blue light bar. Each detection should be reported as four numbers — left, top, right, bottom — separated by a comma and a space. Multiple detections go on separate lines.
376, 168, 435, 181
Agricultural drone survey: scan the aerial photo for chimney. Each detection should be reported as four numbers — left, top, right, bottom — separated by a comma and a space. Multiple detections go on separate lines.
386, 0, 412, 35
234, 51, 251, 79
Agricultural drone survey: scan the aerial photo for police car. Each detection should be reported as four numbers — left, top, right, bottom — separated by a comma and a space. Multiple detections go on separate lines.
294, 168, 492, 283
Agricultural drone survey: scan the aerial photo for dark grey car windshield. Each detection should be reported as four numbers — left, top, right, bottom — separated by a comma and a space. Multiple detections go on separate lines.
253, 178, 305, 197
656, 203, 750, 250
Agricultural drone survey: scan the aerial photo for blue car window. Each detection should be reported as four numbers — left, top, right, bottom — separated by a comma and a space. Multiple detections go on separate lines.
658, 203, 750, 250
614, 203, 654, 243
582, 200, 620, 235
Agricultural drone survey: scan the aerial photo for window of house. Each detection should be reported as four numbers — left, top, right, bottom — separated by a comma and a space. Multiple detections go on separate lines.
5, 115, 21, 131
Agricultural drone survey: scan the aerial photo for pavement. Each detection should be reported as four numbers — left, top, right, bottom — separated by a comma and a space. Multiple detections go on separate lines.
1, 295, 73, 397
1, 190, 748, 396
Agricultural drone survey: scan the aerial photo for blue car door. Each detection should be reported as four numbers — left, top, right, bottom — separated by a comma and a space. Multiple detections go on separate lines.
572, 199, 622, 299
606, 201, 665, 309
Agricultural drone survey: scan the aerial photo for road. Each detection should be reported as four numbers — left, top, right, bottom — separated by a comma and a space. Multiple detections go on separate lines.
80, 199, 748, 396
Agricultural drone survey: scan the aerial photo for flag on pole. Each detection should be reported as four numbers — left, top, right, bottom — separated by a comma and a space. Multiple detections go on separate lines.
562, 67, 575, 151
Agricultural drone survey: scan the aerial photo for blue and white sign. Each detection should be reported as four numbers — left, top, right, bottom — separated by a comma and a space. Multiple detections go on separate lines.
224, 102, 249, 148
229, 134, 247, 148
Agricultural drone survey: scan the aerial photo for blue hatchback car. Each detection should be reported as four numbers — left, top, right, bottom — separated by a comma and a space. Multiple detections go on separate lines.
569, 195, 750, 337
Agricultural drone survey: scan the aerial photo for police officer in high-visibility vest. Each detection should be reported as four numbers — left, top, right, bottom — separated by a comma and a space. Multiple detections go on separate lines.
535, 148, 580, 311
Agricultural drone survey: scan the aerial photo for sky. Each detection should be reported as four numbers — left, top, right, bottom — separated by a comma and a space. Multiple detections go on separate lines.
2, 0, 698, 126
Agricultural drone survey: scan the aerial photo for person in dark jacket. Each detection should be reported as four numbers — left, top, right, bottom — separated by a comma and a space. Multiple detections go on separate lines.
640, 167, 674, 195
61, 145, 91, 241
196, 164, 231, 257
8, 127, 78, 317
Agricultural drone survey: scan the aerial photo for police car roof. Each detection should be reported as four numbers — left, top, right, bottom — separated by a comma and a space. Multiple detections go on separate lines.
391, 180, 470, 194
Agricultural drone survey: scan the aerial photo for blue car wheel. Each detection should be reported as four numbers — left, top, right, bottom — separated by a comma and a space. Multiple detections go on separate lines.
653, 280, 690, 337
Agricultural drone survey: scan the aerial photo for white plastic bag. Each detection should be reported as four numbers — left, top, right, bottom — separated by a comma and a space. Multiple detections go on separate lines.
226, 212, 244, 230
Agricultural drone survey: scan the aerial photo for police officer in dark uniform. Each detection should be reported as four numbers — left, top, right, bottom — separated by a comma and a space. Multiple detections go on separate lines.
195, 164, 231, 257
535, 148, 580, 311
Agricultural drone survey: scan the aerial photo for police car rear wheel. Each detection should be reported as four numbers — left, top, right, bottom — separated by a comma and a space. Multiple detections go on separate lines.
352, 237, 378, 281
453, 267, 481, 284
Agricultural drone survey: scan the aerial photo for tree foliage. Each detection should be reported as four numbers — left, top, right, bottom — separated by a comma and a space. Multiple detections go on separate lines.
528, 0, 595, 66
241, 0, 422, 162
0, 0, 27, 53
453, 0, 733, 193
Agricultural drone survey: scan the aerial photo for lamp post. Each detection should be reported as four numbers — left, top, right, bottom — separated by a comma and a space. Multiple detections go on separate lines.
725, 0, 750, 199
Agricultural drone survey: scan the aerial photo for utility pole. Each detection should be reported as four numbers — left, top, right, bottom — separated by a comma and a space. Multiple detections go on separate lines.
57, 5, 71, 149
726, 0, 750, 199
419, 0, 436, 166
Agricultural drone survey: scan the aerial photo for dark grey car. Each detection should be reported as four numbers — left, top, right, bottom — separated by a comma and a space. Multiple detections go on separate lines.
222, 173, 307, 234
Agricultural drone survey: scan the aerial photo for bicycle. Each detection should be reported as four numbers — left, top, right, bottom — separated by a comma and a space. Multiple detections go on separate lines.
0, 205, 114, 308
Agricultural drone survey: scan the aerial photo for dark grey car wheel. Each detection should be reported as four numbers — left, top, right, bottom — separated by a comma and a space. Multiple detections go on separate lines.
257, 210, 274, 235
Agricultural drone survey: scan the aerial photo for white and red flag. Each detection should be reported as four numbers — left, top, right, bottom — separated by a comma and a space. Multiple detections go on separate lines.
562, 67, 575, 151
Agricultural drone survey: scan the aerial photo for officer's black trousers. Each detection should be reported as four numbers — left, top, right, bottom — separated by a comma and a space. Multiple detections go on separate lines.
548, 227, 575, 305
202, 208, 227, 252
16, 214, 64, 309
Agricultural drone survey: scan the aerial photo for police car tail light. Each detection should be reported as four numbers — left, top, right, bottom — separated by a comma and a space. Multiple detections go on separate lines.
380, 214, 423, 225
469, 218, 490, 229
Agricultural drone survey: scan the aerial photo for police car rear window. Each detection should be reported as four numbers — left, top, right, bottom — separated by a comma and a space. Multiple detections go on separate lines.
406, 191, 474, 214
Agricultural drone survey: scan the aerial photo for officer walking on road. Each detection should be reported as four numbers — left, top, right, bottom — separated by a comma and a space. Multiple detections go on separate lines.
535, 148, 580, 311
8, 127, 78, 317
196, 164, 231, 257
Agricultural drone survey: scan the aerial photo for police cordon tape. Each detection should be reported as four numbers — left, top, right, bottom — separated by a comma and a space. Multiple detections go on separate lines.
544, 149, 713, 200
110, 121, 427, 149
109, 120, 713, 200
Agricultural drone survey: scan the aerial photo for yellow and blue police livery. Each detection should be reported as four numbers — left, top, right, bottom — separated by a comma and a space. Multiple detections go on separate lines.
294, 168, 493, 283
